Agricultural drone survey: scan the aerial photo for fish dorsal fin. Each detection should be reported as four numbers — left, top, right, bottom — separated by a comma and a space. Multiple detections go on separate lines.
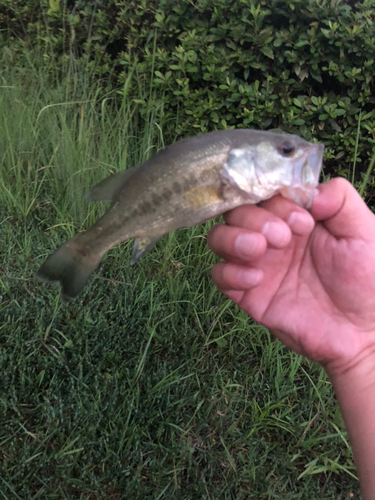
85, 166, 139, 202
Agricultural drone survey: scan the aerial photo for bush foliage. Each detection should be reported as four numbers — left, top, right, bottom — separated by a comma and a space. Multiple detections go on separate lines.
1, 0, 375, 186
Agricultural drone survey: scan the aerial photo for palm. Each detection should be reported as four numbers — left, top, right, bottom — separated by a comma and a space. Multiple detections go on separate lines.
237, 224, 375, 365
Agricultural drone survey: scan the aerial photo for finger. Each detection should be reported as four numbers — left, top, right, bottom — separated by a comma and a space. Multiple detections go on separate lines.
260, 195, 315, 236
224, 204, 291, 248
207, 225, 267, 262
211, 262, 264, 291
224, 198, 315, 247
311, 177, 375, 240
219, 289, 245, 305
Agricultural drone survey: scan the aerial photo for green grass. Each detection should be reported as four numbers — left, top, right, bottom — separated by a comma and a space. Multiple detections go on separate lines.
0, 50, 360, 499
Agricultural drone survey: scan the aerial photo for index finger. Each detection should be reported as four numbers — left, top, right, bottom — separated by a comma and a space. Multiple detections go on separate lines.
224, 195, 315, 239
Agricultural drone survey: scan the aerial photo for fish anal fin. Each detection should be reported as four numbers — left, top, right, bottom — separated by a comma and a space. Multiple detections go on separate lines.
130, 235, 164, 265
85, 166, 139, 202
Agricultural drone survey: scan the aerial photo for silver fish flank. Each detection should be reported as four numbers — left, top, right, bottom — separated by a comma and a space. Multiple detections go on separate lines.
36, 129, 324, 301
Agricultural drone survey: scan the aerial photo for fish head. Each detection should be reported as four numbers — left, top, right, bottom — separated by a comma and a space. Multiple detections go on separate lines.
222, 133, 324, 208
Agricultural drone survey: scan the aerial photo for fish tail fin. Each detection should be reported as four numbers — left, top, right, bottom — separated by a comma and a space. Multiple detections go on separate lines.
36, 240, 100, 302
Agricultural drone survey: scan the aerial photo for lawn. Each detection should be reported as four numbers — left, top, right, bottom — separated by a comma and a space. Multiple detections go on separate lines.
0, 52, 359, 499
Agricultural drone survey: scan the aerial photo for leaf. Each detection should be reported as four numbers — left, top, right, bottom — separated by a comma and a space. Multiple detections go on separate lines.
310, 72, 323, 83
362, 111, 374, 120
295, 40, 309, 48
226, 39, 237, 50
292, 98, 303, 108
260, 46, 274, 59
47, 0, 60, 14
215, 337, 227, 348
298, 69, 309, 82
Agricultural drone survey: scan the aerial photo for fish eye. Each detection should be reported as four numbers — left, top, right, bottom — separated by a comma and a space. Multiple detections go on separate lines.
279, 142, 295, 156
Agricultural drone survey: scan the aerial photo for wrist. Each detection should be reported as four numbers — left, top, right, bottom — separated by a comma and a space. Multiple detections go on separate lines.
324, 345, 375, 500
325, 344, 375, 388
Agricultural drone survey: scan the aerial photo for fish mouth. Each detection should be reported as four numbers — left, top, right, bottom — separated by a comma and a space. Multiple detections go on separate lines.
306, 143, 324, 181
282, 143, 324, 209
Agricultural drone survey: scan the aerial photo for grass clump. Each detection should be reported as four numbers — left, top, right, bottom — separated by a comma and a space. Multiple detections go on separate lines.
0, 51, 360, 499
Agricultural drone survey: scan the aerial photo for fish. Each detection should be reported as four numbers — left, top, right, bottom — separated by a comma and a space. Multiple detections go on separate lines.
36, 129, 324, 302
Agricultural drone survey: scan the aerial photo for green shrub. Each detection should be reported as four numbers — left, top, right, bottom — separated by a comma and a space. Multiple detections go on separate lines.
1, 0, 375, 190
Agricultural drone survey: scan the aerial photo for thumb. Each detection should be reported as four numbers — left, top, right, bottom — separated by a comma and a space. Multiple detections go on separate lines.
311, 177, 375, 240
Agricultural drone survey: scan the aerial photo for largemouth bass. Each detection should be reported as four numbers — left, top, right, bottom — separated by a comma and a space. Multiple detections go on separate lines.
36, 129, 324, 302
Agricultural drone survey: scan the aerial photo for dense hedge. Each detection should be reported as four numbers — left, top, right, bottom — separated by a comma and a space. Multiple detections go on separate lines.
1, 0, 375, 186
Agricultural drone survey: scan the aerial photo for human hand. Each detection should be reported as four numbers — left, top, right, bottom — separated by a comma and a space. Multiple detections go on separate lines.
207, 178, 375, 376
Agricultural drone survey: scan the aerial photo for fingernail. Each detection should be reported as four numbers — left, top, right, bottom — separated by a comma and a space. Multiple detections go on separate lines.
235, 233, 259, 259
262, 222, 290, 247
238, 268, 263, 288
287, 211, 314, 235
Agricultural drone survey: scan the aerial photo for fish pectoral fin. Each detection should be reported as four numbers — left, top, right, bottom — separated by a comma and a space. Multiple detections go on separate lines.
183, 186, 223, 209
130, 235, 164, 265
85, 166, 139, 202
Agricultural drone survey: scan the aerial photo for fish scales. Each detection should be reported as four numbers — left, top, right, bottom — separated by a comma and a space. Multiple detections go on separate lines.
86, 153, 229, 249
36, 129, 324, 301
